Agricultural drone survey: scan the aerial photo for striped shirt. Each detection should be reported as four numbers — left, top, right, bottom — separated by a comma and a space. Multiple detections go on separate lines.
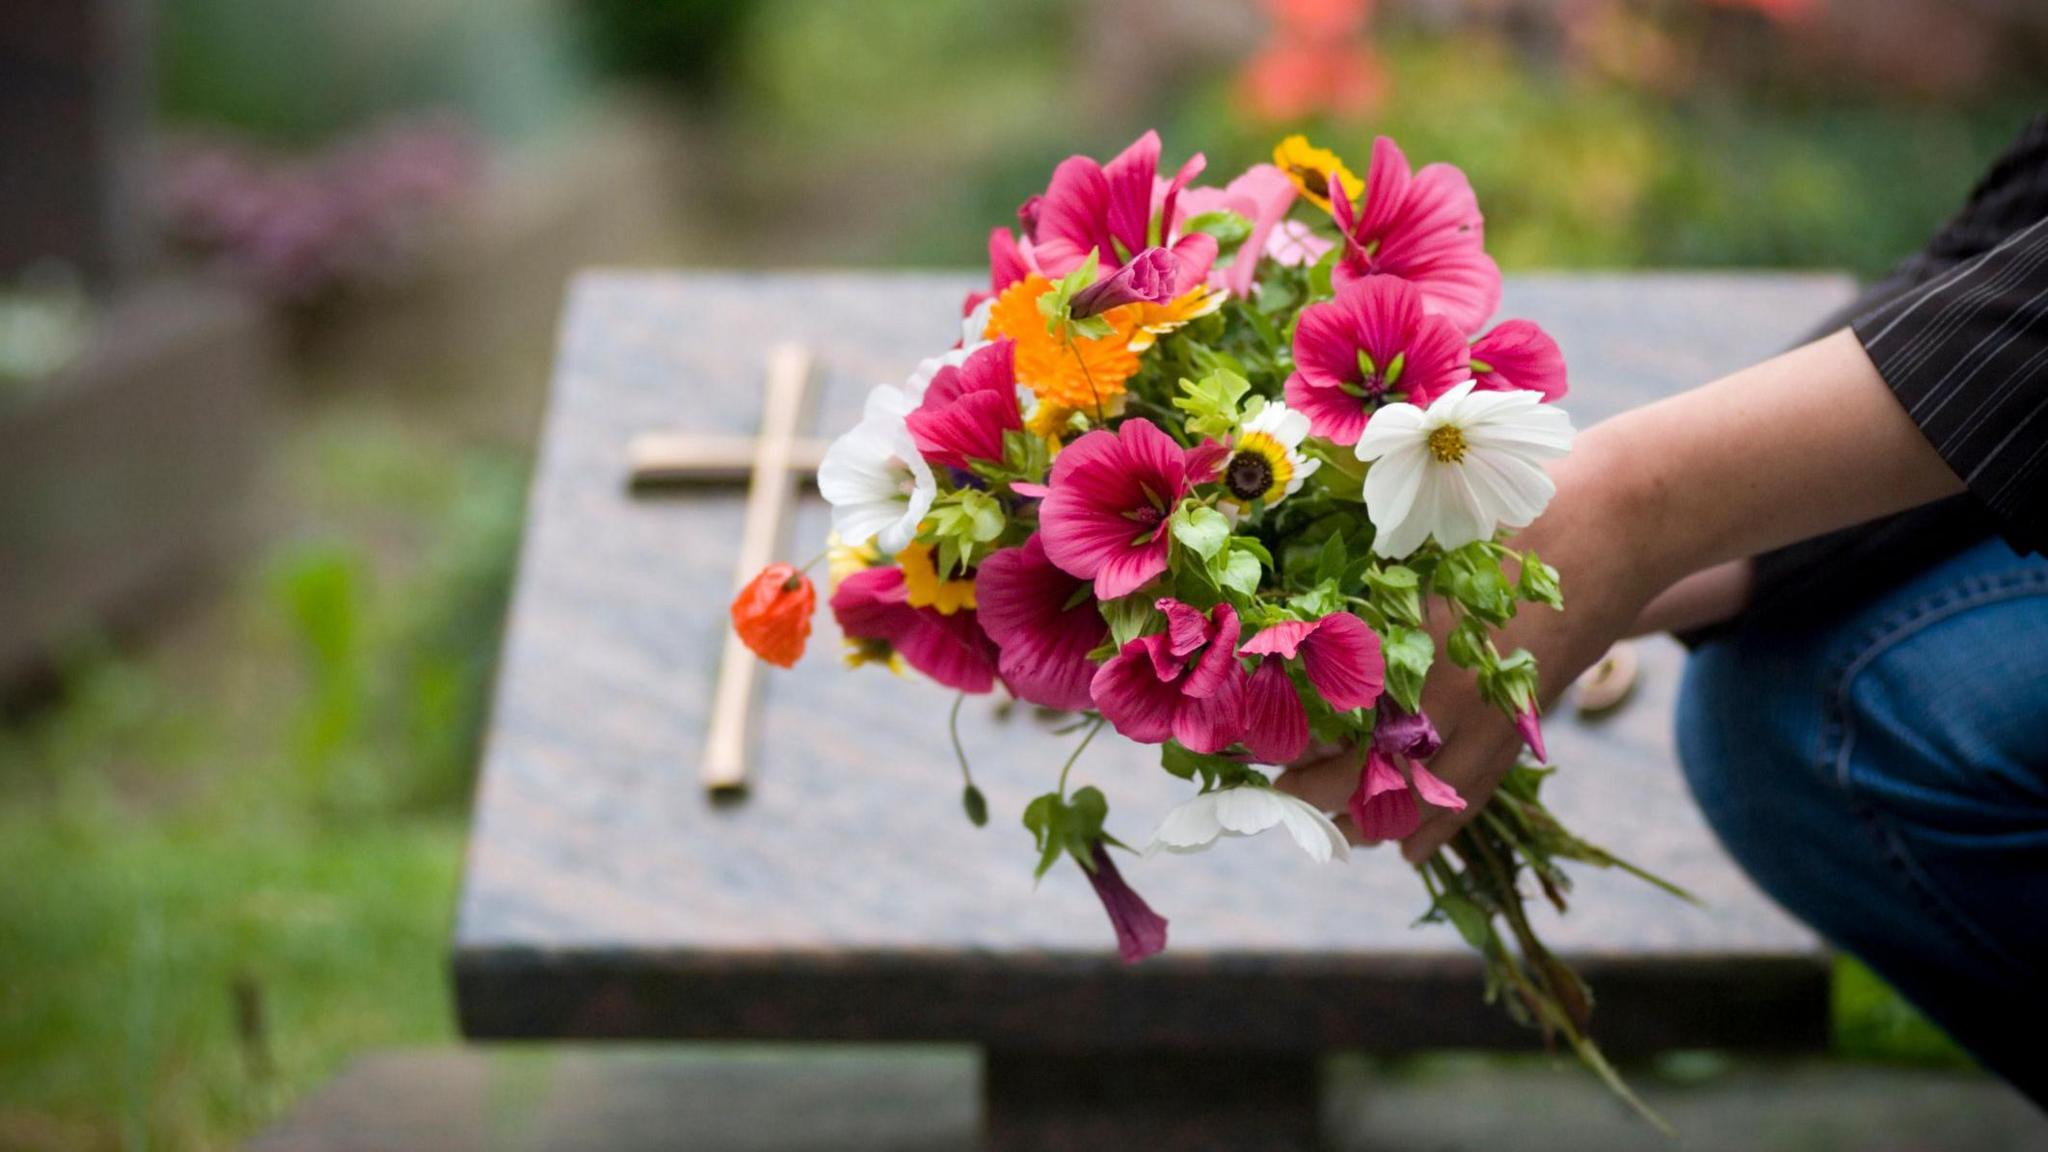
1856, 209, 2048, 549
1732, 114, 2048, 629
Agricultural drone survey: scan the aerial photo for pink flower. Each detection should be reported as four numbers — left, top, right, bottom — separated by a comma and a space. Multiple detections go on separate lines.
1176, 163, 1298, 299
1039, 419, 1213, 600
830, 566, 1000, 694
1236, 611, 1386, 762
1283, 276, 1470, 445
1083, 843, 1168, 964
989, 226, 1032, 295
1513, 705, 1547, 763
1347, 733, 1466, 844
1349, 747, 1418, 841
1070, 247, 1178, 318
1266, 219, 1333, 268
906, 340, 1022, 471
975, 536, 1108, 712
1242, 656, 1310, 763
1331, 136, 1501, 335
1469, 318, 1568, 401
1237, 614, 1385, 710
1030, 131, 1218, 296
1091, 599, 1248, 754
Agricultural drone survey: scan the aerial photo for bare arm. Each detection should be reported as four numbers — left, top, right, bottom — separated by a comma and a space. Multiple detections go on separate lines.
1627, 559, 1752, 638
1279, 327, 1965, 858
1592, 327, 1961, 599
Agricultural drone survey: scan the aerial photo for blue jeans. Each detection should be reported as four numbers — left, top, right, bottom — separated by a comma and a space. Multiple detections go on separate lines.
1678, 536, 2048, 1105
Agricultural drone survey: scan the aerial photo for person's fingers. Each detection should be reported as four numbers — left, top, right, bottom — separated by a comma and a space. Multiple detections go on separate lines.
1402, 795, 1477, 864
1336, 812, 1389, 848
1273, 752, 1358, 813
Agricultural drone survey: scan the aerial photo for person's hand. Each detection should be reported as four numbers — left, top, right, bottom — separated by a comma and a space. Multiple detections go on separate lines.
1275, 422, 1670, 862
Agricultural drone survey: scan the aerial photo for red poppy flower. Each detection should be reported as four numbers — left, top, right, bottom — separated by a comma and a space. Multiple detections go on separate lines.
731, 563, 816, 669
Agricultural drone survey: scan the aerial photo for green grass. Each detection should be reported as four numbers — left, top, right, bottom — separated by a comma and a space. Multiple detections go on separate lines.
0, 410, 523, 1151
0, 812, 462, 1151
1833, 956, 1973, 1068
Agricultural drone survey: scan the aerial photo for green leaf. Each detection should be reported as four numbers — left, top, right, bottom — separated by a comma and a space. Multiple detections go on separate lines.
1308, 244, 1339, 299
1160, 742, 1204, 781
1189, 344, 1248, 381
1312, 532, 1349, 585
1172, 369, 1251, 441
1101, 594, 1160, 649
1233, 535, 1274, 567
1022, 792, 1065, 879
1183, 209, 1253, 246
1169, 501, 1231, 561
925, 489, 1009, 576
1218, 547, 1263, 597
1477, 647, 1540, 716
1517, 551, 1564, 609
1287, 578, 1342, 619
1434, 542, 1516, 625
1160, 742, 1263, 790
993, 427, 1052, 488
1365, 564, 1422, 627
1070, 314, 1115, 341
1068, 786, 1110, 838
1041, 250, 1102, 337
1446, 614, 1492, 670
1063, 786, 1112, 866
1382, 625, 1435, 714
1436, 892, 1495, 951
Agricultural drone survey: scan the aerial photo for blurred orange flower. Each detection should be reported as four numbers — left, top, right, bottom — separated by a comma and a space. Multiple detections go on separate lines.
1239, 0, 1387, 124
731, 563, 815, 668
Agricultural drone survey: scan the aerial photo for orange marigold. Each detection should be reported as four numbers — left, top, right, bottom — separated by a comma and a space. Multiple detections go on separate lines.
988, 274, 1143, 415
730, 563, 815, 668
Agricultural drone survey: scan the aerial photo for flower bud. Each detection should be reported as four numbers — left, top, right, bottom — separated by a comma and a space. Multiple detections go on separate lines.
1070, 247, 1178, 319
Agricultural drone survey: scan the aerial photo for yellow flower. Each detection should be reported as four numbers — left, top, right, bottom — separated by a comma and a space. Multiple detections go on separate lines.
1274, 135, 1363, 212
988, 274, 1142, 415
826, 534, 881, 591
1221, 401, 1320, 508
895, 539, 976, 615
1127, 285, 1228, 352
1024, 396, 1075, 441
843, 635, 904, 673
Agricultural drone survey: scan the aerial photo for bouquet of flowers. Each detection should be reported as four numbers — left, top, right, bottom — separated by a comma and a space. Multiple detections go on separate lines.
731, 131, 1681, 1121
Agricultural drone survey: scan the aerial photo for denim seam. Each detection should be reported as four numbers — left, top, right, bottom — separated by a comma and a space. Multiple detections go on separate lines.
1819, 567, 2048, 982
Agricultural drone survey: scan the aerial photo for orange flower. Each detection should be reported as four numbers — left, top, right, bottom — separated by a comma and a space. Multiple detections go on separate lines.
988, 274, 1143, 415
731, 563, 815, 668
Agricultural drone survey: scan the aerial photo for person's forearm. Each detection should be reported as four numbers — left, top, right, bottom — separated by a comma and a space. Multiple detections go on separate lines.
1628, 559, 1752, 636
1565, 328, 1964, 596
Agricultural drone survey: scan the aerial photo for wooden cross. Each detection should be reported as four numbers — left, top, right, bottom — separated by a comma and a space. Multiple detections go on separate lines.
626, 343, 829, 795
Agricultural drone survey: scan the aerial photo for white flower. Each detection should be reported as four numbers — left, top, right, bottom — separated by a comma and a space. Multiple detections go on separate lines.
904, 298, 996, 401
817, 385, 937, 555
1353, 381, 1574, 558
1146, 787, 1351, 864
1222, 400, 1321, 506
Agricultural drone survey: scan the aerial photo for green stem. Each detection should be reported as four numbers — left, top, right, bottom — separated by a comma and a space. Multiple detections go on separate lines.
948, 694, 975, 789
1057, 717, 1105, 796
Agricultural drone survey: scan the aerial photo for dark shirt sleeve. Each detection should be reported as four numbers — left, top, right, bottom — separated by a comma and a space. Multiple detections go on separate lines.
1852, 214, 2048, 554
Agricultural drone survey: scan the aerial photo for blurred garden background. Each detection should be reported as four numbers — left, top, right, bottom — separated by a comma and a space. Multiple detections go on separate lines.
3, 1, 2045, 1148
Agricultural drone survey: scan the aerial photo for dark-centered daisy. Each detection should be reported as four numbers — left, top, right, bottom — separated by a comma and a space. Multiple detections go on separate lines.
1220, 401, 1320, 508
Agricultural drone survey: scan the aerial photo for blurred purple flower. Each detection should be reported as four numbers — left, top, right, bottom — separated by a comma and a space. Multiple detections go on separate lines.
158, 115, 484, 303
